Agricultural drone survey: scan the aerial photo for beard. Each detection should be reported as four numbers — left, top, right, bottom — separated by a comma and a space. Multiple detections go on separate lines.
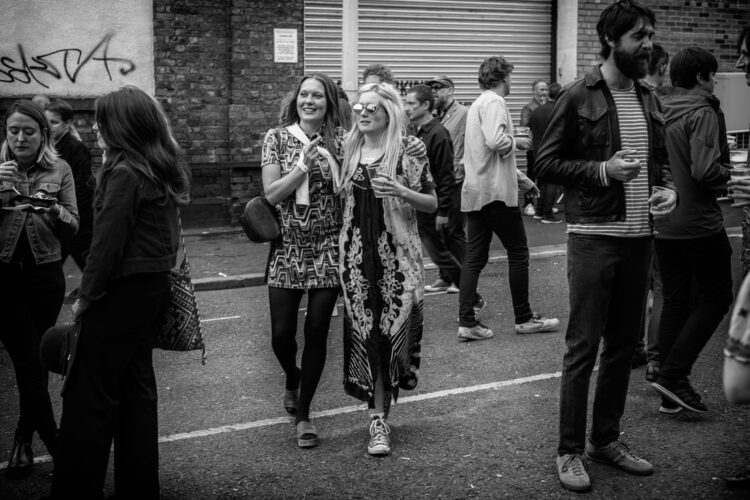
613, 45, 650, 80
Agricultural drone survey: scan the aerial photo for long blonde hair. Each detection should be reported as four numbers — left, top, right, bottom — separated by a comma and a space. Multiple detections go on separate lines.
342, 82, 406, 188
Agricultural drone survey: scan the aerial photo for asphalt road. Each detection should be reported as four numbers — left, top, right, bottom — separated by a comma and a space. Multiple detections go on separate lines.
1, 235, 749, 499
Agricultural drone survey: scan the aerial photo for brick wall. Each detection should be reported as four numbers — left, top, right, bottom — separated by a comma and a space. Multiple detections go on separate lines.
152, 0, 304, 226
577, 0, 750, 78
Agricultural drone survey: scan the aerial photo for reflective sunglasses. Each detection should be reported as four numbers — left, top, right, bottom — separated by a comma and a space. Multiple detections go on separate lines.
352, 103, 380, 115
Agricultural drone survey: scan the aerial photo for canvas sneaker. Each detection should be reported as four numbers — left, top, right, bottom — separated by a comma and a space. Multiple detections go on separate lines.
473, 295, 487, 315
541, 215, 562, 224
556, 454, 591, 492
515, 314, 560, 334
585, 440, 654, 476
458, 323, 493, 341
659, 397, 682, 414
367, 417, 391, 456
651, 377, 708, 413
446, 284, 460, 293
645, 360, 660, 382
425, 278, 451, 293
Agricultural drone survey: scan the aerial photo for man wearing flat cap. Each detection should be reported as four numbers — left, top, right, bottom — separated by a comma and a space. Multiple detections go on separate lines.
425, 75, 470, 293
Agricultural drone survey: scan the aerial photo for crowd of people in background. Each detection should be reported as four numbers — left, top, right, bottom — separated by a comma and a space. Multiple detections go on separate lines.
2, 0, 750, 497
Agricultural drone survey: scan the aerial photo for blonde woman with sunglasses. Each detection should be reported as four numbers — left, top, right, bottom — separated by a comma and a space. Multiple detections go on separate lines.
339, 82, 436, 456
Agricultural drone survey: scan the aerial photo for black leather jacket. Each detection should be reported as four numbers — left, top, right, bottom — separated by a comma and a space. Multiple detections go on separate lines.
535, 65, 674, 224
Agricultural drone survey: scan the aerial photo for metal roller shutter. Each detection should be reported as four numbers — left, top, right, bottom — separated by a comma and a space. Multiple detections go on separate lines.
304, 0, 553, 122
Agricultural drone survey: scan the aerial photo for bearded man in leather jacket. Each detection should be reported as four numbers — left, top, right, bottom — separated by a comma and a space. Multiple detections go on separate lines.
534, 0, 677, 492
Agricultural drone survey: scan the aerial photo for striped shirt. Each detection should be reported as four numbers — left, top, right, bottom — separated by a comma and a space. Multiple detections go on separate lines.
568, 85, 652, 237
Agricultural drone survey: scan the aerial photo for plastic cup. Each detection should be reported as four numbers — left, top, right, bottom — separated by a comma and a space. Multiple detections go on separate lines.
366, 165, 386, 198
731, 167, 750, 208
649, 186, 671, 216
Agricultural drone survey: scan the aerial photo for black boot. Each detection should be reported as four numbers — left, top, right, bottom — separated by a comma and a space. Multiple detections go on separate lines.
5, 430, 33, 479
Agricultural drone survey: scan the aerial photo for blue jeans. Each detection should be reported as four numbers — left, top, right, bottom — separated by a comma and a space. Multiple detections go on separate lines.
458, 200, 532, 326
655, 231, 733, 381
558, 234, 652, 455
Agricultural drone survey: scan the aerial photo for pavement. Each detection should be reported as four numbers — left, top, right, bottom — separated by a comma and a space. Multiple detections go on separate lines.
2, 202, 748, 499
61, 200, 745, 294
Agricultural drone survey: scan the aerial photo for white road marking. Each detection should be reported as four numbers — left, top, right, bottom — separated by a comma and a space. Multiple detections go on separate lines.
0, 370, 564, 469
200, 315, 242, 323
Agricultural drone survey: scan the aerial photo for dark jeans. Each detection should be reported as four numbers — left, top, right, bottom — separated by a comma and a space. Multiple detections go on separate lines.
535, 181, 560, 218
458, 200, 532, 326
635, 244, 662, 362
52, 272, 170, 500
0, 259, 64, 444
655, 232, 733, 381
61, 223, 93, 272
418, 214, 463, 287
558, 234, 652, 455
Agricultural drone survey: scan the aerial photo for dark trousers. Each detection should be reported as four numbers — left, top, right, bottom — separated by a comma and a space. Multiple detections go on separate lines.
417, 184, 466, 286
535, 181, 560, 218
635, 248, 663, 362
558, 234, 651, 455
0, 260, 64, 444
458, 200, 532, 326
61, 223, 93, 272
655, 232, 733, 381
52, 273, 170, 500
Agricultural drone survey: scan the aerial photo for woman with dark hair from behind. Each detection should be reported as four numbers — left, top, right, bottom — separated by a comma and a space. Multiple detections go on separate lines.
51, 86, 190, 499
44, 99, 94, 276
0, 100, 78, 478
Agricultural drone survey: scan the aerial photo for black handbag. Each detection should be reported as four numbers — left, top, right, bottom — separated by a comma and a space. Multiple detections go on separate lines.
155, 214, 206, 363
239, 196, 281, 243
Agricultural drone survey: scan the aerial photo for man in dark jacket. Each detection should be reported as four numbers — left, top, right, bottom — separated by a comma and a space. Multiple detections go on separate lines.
45, 99, 94, 273
535, 0, 676, 492
404, 85, 465, 295
528, 82, 562, 223
650, 47, 733, 415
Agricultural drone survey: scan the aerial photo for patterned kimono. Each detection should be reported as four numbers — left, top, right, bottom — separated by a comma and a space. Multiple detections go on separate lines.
339, 148, 433, 407
261, 126, 345, 289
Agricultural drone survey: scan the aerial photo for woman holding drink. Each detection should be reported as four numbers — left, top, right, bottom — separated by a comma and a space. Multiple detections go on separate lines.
0, 100, 79, 478
339, 82, 436, 456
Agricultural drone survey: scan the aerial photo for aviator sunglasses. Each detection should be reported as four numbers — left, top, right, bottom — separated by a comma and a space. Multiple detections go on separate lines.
352, 103, 380, 116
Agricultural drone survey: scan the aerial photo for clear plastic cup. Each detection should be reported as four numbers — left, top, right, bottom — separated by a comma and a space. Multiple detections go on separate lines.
366, 165, 386, 198
649, 185, 672, 216
731, 167, 750, 208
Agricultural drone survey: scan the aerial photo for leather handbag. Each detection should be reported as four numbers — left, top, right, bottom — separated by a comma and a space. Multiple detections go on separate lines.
239, 196, 281, 243
155, 213, 206, 363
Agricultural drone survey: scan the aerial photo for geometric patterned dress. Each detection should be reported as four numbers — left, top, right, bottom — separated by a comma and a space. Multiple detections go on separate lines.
261, 125, 344, 289
339, 148, 433, 411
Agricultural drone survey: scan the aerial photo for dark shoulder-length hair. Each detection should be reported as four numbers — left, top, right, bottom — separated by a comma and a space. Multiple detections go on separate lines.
0, 100, 58, 167
279, 73, 341, 155
95, 86, 189, 204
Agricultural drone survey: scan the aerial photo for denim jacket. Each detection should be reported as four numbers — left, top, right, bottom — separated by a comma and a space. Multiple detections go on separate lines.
535, 65, 674, 223
79, 163, 179, 302
0, 158, 79, 264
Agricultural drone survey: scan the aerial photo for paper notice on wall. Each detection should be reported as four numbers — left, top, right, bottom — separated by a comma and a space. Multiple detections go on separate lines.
274, 29, 298, 63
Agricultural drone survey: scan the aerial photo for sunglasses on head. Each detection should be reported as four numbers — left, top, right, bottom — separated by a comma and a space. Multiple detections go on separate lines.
352, 103, 380, 115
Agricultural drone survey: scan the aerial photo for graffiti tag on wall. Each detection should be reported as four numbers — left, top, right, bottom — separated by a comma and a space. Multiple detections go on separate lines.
0, 33, 136, 90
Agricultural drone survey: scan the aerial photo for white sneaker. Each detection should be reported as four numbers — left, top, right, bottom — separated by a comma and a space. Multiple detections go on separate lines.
446, 284, 460, 293
368, 417, 391, 456
515, 314, 560, 334
458, 323, 494, 340
524, 204, 536, 216
425, 278, 451, 293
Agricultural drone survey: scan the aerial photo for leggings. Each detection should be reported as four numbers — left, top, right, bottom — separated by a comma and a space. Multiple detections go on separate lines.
268, 286, 339, 422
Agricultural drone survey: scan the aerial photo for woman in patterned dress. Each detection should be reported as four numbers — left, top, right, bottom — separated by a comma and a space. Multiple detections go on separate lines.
261, 73, 344, 448
339, 82, 437, 456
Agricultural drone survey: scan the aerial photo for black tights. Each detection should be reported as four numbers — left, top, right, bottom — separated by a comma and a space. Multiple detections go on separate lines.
268, 286, 339, 423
